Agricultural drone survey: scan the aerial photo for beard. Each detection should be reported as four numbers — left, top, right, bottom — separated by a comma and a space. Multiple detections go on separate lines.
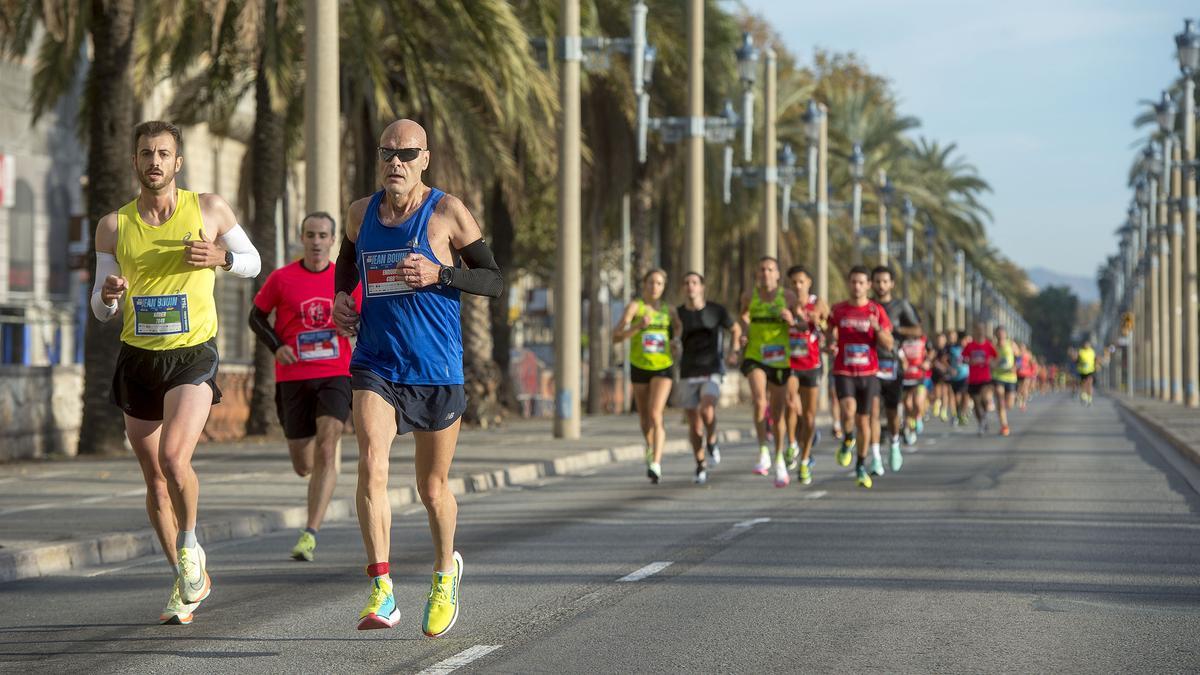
138, 170, 171, 190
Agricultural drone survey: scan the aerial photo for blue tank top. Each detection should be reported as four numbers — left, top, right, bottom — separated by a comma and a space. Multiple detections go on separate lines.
351, 188, 463, 385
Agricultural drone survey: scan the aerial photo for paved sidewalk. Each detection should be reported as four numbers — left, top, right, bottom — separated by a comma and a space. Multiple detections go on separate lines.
1115, 394, 1200, 467
0, 405, 824, 583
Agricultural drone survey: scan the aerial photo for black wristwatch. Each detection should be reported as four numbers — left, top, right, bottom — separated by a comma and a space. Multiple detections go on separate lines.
223, 250, 234, 268
438, 265, 454, 286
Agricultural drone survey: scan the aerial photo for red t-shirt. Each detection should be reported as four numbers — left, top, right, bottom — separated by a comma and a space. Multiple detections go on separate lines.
253, 260, 362, 382
963, 340, 997, 385
788, 295, 822, 371
830, 300, 892, 377
901, 337, 927, 384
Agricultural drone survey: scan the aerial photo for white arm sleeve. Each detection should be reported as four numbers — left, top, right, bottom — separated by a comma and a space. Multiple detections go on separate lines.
217, 224, 261, 278
90, 252, 121, 322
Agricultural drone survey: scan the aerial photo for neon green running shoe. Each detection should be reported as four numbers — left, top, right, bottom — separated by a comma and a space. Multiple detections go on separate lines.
799, 459, 813, 485
422, 551, 463, 638
291, 530, 316, 562
855, 465, 873, 489
357, 576, 399, 630
836, 437, 855, 467
784, 442, 800, 471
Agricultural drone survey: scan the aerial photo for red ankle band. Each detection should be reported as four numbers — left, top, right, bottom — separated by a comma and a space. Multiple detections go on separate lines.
367, 562, 389, 578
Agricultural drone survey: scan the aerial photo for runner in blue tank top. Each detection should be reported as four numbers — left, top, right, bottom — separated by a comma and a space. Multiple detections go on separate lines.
332, 119, 503, 637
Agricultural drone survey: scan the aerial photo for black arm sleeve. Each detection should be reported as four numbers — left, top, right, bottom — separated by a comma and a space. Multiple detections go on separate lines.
248, 305, 285, 353
448, 238, 504, 298
335, 234, 359, 295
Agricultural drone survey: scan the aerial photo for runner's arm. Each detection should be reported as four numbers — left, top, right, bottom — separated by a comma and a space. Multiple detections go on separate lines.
613, 301, 641, 343
444, 196, 503, 298
90, 213, 122, 321
334, 199, 367, 297
199, 193, 261, 278
248, 306, 285, 353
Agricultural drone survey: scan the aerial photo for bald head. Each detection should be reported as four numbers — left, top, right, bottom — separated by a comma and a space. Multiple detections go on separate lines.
378, 119, 430, 199
380, 119, 427, 149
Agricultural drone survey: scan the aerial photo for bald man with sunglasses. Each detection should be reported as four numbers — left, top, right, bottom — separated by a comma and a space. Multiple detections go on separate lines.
333, 119, 503, 637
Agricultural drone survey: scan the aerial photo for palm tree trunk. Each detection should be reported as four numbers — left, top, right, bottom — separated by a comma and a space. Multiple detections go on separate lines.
78, 0, 137, 455
487, 179, 518, 412
460, 188, 504, 427
245, 16, 284, 437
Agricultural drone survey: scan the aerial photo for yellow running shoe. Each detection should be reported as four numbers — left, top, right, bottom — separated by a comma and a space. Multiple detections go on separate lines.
422, 551, 463, 638
159, 579, 199, 625
836, 437, 855, 467
855, 465, 873, 489
291, 530, 316, 562
799, 460, 813, 485
357, 576, 400, 630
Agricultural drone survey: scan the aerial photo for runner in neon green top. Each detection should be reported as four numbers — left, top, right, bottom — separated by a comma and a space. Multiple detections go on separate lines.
990, 326, 1019, 436
1075, 340, 1097, 406
614, 269, 680, 483
731, 257, 798, 484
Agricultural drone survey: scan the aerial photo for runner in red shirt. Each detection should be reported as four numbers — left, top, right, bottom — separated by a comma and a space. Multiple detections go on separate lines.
827, 266, 894, 489
962, 322, 997, 436
250, 212, 362, 561
784, 265, 829, 485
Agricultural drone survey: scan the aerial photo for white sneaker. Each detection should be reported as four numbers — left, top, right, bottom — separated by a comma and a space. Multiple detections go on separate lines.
773, 460, 790, 488
708, 443, 721, 466
694, 467, 708, 485
869, 452, 886, 477
647, 462, 662, 484
752, 448, 771, 475
176, 544, 211, 604
159, 578, 201, 625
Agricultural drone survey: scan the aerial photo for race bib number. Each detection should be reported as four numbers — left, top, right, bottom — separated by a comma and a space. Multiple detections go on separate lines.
641, 331, 667, 354
877, 358, 898, 380
790, 335, 810, 359
761, 343, 787, 365
362, 249, 413, 297
133, 294, 190, 336
297, 329, 339, 361
845, 343, 870, 367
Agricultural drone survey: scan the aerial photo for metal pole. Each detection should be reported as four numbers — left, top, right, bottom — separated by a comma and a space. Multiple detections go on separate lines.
816, 105, 829, 315
621, 192, 631, 414
955, 250, 966, 330
1172, 140, 1184, 402
877, 169, 888, 266
1151, 226, 1163, 399
903, 215, 913, 298
851, 179, 863, 265
304, 0, 339, 227
1185, 76, 1199, 406
554, 0, 582, 439
933, 254, 944, 334
684, 0, 704, 275
762, 49, 777, 259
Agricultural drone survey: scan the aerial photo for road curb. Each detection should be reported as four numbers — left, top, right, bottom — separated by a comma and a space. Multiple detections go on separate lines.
0, 429, 744, 584
1114, 398, 1200, 468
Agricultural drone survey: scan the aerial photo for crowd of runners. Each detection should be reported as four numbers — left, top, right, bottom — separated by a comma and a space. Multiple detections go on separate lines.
613, 257, 1101, 491
86, 117, 1101, 635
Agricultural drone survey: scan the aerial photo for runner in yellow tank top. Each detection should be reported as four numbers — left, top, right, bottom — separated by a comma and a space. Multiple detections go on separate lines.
731, 257, 798, 483
613, 269, 680, 484
91, 121, 260, 625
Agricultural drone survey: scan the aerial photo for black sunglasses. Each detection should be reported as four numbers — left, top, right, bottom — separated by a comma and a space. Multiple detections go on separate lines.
378, 146, 426, 163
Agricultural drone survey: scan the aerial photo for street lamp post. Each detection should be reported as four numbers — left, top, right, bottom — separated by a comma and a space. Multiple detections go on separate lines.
763, 49, 778, 258
955, 249, 966, 330
901, 195, 915, 299
684, 0, 704, 275
554, 0, 583, 439
926, 221, 942, 334
1171, 137, 1184, 402
1176, 18, 1200, 406
877, 171, 892, 265
850, 143, 865, 264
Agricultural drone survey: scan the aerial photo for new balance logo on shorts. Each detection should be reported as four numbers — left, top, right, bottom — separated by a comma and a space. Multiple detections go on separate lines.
446, 412, 456, 421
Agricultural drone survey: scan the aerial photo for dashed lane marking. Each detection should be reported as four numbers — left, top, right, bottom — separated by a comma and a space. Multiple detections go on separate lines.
417, 645, 503, 674
616, 561, 673, 582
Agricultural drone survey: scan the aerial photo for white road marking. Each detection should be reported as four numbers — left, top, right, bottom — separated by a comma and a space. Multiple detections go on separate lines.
804, 490, 828, 499
417, 645, 503, 674
616, 561, 673, 582
712, 517, 771, 542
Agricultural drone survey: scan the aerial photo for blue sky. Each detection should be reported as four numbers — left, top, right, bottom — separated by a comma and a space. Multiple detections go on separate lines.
739, 0, 1193, 279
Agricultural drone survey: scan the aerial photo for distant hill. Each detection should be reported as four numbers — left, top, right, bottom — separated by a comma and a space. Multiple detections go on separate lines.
1026, 267, 1098, 303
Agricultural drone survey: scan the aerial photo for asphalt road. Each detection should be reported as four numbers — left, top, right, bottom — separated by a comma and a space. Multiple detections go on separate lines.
2, 393, 1198, 674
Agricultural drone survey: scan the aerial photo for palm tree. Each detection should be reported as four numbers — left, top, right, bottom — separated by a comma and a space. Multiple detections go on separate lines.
0, 0, 138, 455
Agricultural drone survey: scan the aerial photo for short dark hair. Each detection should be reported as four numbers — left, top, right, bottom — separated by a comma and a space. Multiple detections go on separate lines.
786, 265, 809, 279
132, 120, 183, 155
643, 268, 667, 284
848, 265, 871, 280
759, 256, 779, 267
871, 265, 894, 281
683, 271, 704, 284
301, 211, 337, 236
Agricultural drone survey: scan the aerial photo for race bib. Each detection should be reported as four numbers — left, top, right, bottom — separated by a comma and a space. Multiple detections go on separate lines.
761, 343, 787, 365
845, 343, 870, 367
362, 249, 414, 297
790, 335, 810, 358
641, 331, 667, 354
877, 358, 897, 380
133, 294, 190, 336
297, 329, 339, 361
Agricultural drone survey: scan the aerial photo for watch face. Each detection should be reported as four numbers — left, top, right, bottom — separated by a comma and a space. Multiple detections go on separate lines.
440, 266, 452, 284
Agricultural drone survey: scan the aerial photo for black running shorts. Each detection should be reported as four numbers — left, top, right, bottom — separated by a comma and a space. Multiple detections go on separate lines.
878, 376, 903, 410
741, 359, 790, 387
834, 374, 879, 411
631, 364, 674, 384
351, 368, 466, 435
110, 339, 222, 422
791, 367, 822, 389
968, 382, 991, 396
275, 376, 352, 439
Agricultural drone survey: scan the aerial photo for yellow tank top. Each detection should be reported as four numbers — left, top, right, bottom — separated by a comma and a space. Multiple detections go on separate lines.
628, 300, 673, 371
1076, 347, 1096, 375
115, 189, 218, 350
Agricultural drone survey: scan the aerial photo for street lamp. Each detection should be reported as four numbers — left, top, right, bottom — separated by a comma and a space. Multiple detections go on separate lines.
1156, 91, 1177, 136
850, 142, 865, 263
735, 32, 758, 162
901, 194, 916, 298
1176, 18, 1200, 407
778, 143, 798, 231
802, 100, 823, 203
